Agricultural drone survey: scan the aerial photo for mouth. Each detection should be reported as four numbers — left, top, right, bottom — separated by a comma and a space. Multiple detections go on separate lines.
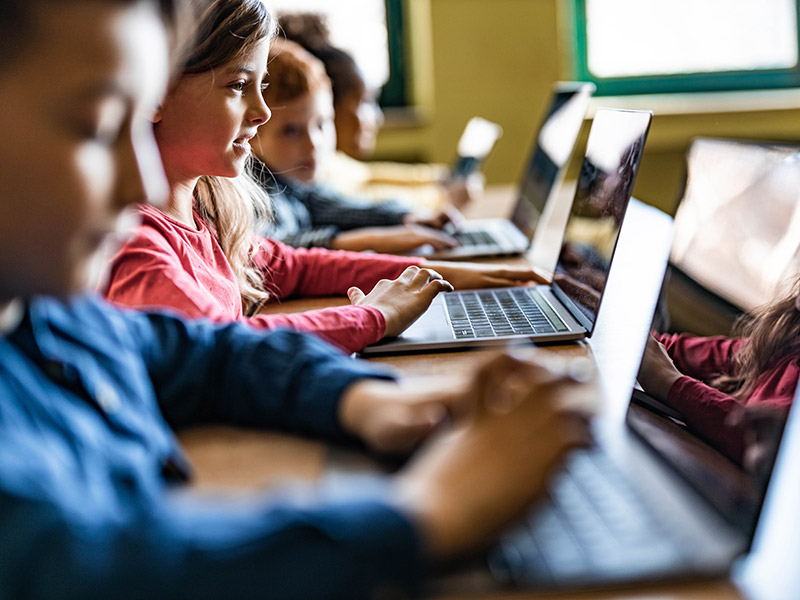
233, 133, 255, 153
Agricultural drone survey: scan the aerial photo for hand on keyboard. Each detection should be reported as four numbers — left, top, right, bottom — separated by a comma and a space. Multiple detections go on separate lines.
331, 224, 459, 253
348, 265, 454, 338
393, 350, 593, 561
422, 260, 549, 289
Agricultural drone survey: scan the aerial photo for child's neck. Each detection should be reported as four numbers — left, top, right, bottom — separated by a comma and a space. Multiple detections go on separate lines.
165, 176, 200, 230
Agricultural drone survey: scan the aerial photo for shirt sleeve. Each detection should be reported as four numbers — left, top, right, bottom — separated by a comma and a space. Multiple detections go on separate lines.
665, 375, 748, 464
278, 226, 340, 249
655, 333, 743, 382
303, 184, 410, 229
104, 227, 401, 354
127, 311, 395, 438
0, 448, 424, 599
256, 237, 423, 298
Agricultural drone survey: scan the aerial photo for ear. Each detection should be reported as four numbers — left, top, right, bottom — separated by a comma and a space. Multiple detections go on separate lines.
151, 105, 162, 124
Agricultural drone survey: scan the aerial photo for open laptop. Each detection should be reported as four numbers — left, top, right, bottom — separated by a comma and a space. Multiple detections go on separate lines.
422, 81, 595, 260
481, 275, 793, 593
361, 107, 652, 356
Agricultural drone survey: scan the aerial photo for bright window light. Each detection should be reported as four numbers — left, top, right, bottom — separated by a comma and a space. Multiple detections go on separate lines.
586, 0, 798, 78
266, 1, 390, 90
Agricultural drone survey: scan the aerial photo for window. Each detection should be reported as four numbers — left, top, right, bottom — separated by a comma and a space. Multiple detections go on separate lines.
569, 0, 800, 95
265, 0, 407, 106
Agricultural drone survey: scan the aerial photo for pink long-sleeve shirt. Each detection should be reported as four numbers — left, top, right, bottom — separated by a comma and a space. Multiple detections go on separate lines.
657, 332, 799, 464
104, 205, 422, 353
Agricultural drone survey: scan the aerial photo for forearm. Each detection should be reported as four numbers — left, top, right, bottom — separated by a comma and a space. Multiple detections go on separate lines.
139, 316, 395, 437
277, 226, 340, 249
656, 333, 741, 380
666, 376, 748, 463
248, 306, 387, 353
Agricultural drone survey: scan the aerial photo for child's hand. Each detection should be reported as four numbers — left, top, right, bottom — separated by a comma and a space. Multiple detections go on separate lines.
338, 376, 465, 455
441, 172, 484, 210
331, 225, 459, 254
404, 206, 464, 231
637, 334, 682, 402
422, 260, 548, 290
393, 350, 593, 560
348, 265, 454, 337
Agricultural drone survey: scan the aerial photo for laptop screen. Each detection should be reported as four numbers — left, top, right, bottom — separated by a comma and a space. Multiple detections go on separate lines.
510, 83, 595, 238
551, 108, 652, 334
628, 272, 791, 542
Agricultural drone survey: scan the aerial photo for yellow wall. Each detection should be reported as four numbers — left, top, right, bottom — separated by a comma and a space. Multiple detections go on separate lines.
374, 0, 800, 214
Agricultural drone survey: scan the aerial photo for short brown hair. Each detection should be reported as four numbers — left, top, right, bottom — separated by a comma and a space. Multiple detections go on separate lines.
264, 38, 331, 107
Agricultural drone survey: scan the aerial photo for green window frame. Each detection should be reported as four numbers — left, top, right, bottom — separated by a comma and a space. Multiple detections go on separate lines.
380, 0, 408, 107
569, 0, 800, 95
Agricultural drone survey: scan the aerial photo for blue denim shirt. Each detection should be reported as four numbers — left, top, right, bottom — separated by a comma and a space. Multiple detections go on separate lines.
0, 295, 423, 599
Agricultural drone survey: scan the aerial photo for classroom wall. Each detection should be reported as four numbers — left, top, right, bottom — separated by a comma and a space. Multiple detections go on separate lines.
374, 0, 800, 214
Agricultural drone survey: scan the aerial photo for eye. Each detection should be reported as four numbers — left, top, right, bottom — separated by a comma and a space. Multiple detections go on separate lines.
281, 124, 301, 138
260, 82, 269, 93
229, 80, 248, 93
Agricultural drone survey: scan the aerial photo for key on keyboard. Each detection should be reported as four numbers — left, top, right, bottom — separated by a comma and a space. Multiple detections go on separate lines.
445, 289, 557, 339
454, 229, 499, 247
488, 448, 689, 586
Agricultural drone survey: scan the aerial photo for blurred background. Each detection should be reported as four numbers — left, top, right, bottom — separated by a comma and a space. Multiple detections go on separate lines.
268, 0, 800, 215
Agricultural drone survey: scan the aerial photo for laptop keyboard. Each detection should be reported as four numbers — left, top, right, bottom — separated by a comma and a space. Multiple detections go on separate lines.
453, 229, 499, 247
445, 288, 560, 339
488, 447, 690, 586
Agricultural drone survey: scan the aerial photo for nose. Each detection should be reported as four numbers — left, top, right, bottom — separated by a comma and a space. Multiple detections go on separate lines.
249, 91, 271, 126
116, 121, 168, 210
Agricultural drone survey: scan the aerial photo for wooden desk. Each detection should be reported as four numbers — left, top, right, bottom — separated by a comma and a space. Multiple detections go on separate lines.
177, 193, 746, 600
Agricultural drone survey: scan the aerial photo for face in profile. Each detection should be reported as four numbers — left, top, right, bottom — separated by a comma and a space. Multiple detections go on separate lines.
154, 40, 271, 182
252, 89, 336, 184
334, 75, 384, 160
0, 1, 171, 300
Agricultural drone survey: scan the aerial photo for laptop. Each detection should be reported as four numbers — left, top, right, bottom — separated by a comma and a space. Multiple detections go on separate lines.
449, 116, 503, 179
421, 81, 596, 260
360, 107, 652, 356
479, 274, 793, 593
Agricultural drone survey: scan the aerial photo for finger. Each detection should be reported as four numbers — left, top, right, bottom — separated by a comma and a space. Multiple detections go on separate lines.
410, 267, 443, 287
420, 230, 459, 250
468, 352, 529, 417
420, 277, 454, 299
502, 268, 547, 282
347, 286, 366, 304
397, 265, 422, 283
380, 402, 450, 454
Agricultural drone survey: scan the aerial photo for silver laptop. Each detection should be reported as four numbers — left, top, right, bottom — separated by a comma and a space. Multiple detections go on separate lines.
361, 107, 652, 356
423, 81, 595, 260
480, 278, 793, 592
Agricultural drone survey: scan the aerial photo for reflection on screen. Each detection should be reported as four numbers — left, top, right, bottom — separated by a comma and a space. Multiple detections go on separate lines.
553, 108, 651, 330
511, 85, 594, 238
628, 274, 790, 539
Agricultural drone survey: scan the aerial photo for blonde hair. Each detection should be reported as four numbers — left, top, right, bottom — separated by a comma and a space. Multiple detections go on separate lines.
180, 0, 276, 312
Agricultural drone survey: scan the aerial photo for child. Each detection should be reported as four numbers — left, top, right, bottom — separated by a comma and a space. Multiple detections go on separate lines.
104, 9, 544, 354
0, 0, 589, 597
637, 275, 800, 464
252, 38, 460, 254
279, 11, 480, 212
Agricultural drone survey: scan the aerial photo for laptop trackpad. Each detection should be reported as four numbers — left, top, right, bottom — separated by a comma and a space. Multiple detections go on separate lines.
395, 299, 451, 343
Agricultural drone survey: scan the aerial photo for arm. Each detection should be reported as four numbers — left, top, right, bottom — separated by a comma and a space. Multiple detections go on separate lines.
255, 237, 423, 298
655, 332, 743, 381
0, 448, 423, 600
638, 334, 749, 463
303, 184, 410, 229
104, 227, 390, 353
